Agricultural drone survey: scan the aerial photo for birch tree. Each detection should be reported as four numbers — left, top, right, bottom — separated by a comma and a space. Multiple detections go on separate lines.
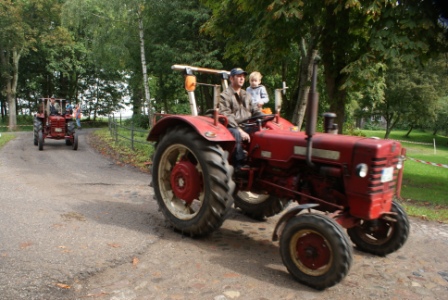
0, 0, 33, 130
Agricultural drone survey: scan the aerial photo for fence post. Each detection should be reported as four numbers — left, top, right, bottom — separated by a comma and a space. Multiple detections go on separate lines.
114, 119, 118, 143
434, 138, 436, 155
131, 121, 135, 150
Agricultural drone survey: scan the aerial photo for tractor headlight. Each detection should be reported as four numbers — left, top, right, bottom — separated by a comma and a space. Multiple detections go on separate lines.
356, 163, 368, 178
396, 155, 405, 170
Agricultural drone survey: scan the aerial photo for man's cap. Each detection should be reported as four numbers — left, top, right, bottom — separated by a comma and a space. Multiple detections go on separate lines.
230, 68, 247, 76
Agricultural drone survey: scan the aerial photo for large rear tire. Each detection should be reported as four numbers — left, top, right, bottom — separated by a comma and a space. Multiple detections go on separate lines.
234, 191, 290, 220
347, 200, 410, 256
38, 131, 44, 151
280, 213, 353, 290
33, 117, 42, 146
72, 133, 78, 150
152, 126, 235, 237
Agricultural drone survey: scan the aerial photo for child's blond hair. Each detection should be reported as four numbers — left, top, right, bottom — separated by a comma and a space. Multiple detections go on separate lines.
249, 71, 262, 81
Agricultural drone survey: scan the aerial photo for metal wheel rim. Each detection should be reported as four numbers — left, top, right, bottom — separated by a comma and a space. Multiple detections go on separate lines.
289, 229, 333, 276
356, 219, 394, 245
158, 143, 204, 220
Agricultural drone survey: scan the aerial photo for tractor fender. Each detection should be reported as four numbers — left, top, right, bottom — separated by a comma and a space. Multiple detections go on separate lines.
147, 115, 236, 151
272, 203, 320, 242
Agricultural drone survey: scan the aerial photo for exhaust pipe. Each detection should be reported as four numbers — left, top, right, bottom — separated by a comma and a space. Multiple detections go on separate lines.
305, 56, 320, 168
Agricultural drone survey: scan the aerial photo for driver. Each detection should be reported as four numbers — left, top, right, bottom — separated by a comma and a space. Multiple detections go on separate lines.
49, 98, 60, 115
219, 67, 261, 172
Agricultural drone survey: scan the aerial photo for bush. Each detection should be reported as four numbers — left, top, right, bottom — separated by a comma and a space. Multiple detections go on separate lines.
345, 123, 366, 137
123, 114, 150, 129
363, 120, 383, 131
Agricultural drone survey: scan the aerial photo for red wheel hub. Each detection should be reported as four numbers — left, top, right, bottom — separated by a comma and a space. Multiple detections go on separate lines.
170, 159, 201, 204
295, 233, 330, 270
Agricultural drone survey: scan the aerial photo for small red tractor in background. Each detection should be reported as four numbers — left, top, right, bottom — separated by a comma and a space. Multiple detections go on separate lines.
146, 60, 409, 290
33, 98, 78, 151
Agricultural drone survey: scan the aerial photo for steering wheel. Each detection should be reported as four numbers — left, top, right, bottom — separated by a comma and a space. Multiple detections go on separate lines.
238, 114, 275, 126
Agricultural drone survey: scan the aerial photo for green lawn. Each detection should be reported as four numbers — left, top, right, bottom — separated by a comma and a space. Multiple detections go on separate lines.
0, 133, 15, 148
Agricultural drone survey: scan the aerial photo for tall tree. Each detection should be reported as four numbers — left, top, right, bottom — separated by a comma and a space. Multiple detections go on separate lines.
1, 0, 73, 129
202, 0, 447, 133
144, 0, 223, 113
0, 0, 34, 130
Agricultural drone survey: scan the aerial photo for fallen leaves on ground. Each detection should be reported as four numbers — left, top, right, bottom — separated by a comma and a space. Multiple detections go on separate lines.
132, 257, 139, 268
107, 243, 121, 248
55, 283, 71, 289
19, 242, 33, 249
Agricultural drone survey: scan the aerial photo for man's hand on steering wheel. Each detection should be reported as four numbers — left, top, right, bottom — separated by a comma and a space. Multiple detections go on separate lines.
238, 113, 275, 126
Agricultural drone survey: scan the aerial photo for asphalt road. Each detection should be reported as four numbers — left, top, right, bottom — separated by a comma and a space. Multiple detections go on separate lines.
0, 130, 158, 299
1, 130, 448, 300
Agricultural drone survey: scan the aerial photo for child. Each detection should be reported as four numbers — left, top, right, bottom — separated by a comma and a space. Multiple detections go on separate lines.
246, 71, 269, 110
73, 103, 82, 129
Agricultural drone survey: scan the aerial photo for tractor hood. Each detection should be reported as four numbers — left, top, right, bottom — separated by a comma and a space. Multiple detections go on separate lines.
249, 130, 402, 167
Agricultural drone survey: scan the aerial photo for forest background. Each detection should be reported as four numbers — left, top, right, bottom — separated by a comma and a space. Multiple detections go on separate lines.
1, 0, 448, 139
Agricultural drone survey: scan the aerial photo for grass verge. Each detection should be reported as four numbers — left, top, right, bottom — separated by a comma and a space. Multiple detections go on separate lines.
0, 133, 15, 148
88, 128, 154, 174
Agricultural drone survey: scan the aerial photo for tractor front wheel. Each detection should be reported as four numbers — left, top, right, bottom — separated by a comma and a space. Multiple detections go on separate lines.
347, 200, 410, 256
234, 191, 289, 220
280, 213, 353, 290
152, 126, 235, 237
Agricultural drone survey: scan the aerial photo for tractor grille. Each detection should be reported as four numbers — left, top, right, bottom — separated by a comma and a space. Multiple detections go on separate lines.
367, 156, 399, 194
50, 118, 66, 137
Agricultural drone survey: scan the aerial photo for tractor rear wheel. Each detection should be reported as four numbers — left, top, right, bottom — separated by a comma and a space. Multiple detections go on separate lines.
72, 133, 78, 150
38, 131, 44, 151
280, 213, 353, 290
234, 191, 290, 220
33, 117, 42, 146
347, 200, 410, 256
152, 126, 235, 237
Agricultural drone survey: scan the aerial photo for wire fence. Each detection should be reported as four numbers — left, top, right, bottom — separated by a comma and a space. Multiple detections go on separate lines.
108, 116, 151, 150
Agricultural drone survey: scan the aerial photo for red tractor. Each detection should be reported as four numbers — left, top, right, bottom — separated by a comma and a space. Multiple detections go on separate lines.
33, 98, 78, 151
146, 61, 409, 290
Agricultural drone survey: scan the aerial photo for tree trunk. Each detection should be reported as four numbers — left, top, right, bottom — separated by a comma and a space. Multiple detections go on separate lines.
321, 5, 350, 134
0, 48, 21, 131
292, 39, 318, 130
291, 25, 322, 129
137, 9, 152, 126
404, 124, 414, 138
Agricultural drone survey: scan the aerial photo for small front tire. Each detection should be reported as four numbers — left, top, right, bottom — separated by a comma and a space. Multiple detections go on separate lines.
280, 213, 353, 290
347, 200, 410, 256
